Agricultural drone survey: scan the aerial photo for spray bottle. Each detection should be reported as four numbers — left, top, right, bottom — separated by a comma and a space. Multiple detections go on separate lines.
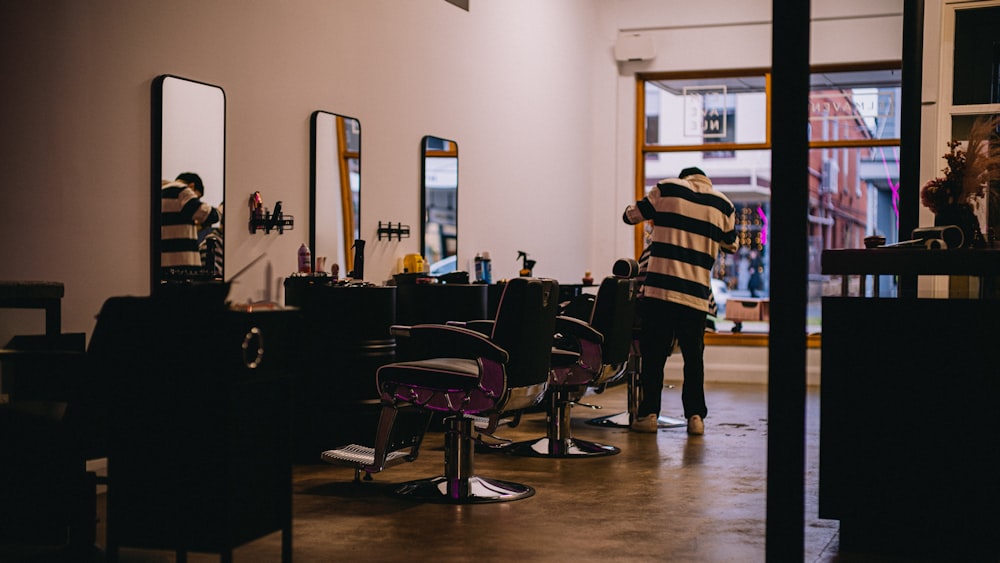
516, 251, 535, 277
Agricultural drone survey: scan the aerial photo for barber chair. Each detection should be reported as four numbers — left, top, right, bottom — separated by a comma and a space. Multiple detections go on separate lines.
0, 393, 100, 561
324, 277, 559, 503
501, 263, 638, 458
586, 259, 685, 429
0, 308, 101, 560
319, 401, 432, 483
585, 336, 685, 429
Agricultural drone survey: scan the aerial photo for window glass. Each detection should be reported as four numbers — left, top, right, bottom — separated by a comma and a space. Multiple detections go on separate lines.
644, 75, 768, 148
638, 67, 901, 334
953, 6, 1000, 105
810, 70, 902, 141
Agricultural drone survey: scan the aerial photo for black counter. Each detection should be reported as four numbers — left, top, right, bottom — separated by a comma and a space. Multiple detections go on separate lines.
284, 278, 396, 459
820, 249, 1000, 560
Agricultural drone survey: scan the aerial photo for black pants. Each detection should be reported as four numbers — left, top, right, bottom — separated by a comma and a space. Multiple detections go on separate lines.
637, 298, 707, 420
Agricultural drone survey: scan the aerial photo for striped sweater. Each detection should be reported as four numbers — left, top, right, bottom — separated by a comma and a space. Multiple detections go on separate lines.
161, 180, 220, 270
624, 173, 736, 313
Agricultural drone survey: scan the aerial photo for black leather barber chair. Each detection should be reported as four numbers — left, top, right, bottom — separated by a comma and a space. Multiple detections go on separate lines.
502, 264, 638, 457
0, 323, 101, 560
586, 259, 686, 429
323, 277, 559, 503
319, 402, 432, 483
0, 401, 100, 561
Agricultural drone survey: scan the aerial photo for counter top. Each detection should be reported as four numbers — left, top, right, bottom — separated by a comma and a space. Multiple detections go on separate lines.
0, 280, 65, 336
822, 247, 1000, 276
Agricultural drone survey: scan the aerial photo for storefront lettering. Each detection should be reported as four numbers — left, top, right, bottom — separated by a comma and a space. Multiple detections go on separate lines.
684, 86, 727, 138
808, 91, 894, 120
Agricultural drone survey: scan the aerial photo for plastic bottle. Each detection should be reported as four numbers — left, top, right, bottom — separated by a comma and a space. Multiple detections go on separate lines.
481, 251, 493, 284
298, 243, 312, 274
474, 253, 484, 282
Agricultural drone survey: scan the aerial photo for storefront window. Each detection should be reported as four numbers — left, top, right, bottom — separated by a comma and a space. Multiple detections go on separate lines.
644, 74, 769, 148
637, 66, 901, 333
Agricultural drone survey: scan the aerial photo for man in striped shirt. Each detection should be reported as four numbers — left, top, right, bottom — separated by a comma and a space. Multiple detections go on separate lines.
623, 167, 737, 435
161, 172, 221, 280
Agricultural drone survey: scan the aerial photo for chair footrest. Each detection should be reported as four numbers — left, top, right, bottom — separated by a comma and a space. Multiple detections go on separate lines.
469, 414, 517, 430
320, 444, 410, 467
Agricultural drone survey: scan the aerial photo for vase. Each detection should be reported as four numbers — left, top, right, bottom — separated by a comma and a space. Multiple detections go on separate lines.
934, 203, 982, 248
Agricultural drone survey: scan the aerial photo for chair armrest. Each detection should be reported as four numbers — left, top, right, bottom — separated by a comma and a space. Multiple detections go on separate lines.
555, 315, 603, 344
389, 325, 413, 337
452, 319, 494, 336
550, 347, 581, 369
393, 324, 509, 364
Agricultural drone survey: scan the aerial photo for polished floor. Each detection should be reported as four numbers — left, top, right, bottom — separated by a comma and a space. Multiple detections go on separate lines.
11, 381, 923, 562
74, 380, 863, 563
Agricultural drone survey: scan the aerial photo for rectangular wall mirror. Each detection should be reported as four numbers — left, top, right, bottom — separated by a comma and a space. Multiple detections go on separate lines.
311, 111, 361, 275
152, 74, 226, 290
421, 135, 458, 275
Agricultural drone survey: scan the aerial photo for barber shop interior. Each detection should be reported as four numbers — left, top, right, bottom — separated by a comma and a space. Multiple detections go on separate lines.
4, 1, 1000, 561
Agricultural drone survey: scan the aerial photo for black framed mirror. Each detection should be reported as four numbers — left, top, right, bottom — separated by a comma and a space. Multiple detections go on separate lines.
310, 111, 361, 276
151, 75, 226, 291
421, 135, 458, 275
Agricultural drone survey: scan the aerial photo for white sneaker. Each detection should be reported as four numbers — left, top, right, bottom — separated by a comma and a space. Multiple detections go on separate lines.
687, 415, 704, 436
630, 414, 659, 433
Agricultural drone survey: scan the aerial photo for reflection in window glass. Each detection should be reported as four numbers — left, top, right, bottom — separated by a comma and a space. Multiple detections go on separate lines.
645, 75, 768, 148
638, 67, 901, 332
809, 69, 902, 140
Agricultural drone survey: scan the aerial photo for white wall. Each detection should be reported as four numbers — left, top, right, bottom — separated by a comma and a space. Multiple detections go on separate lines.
0, 0, 601, 343
0, 0, 908, 354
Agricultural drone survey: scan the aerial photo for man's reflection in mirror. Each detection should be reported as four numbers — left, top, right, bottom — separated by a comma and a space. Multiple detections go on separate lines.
199, 202, 224, 279
161, 172, 221, 281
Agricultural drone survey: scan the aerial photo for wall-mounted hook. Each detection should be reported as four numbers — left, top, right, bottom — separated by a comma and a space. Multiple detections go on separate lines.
248, 192, 294, 234
377, 221, 410, 241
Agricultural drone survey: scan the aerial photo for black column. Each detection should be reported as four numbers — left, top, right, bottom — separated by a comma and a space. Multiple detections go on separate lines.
766, 0, 809, 560
898, 0, 925, 298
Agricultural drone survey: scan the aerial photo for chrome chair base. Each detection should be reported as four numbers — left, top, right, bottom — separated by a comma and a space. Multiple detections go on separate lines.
504, 437, 619, 458
392, 475, 535, 504
496, 384, 622, 458
586, 411, 686, 429
585, 346, 685, 429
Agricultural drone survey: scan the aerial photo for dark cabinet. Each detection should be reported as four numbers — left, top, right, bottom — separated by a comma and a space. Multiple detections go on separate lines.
100, 294, 299, 561
820, 249, 1000, 560
284, 279, 397, 459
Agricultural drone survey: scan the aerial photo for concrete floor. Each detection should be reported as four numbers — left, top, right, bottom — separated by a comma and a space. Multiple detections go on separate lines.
83, 381, 866, 563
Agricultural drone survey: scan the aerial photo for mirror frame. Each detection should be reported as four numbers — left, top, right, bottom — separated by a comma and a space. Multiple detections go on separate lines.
420, 135, 459, 274
151, 74, 226, 292
310, 111, 361, 274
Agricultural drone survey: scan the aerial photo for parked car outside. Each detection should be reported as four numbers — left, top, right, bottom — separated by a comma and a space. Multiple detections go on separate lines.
711, 278, 729, 317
